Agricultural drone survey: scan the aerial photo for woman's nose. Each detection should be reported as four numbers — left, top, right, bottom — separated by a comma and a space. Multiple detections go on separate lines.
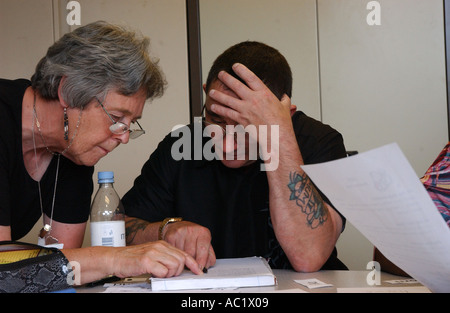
114, 131, 130, 145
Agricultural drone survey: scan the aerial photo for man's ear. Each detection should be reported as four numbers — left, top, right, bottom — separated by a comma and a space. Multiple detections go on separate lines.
281, 94, 297, 117
202, 83, 207, 93
57, 76, 69, 108
290, 104, 297, 117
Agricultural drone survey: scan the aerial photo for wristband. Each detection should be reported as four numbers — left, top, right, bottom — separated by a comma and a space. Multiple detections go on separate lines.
158, 217, 183, 240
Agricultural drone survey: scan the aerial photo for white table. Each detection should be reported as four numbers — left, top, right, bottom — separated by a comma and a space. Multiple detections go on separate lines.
76, 270, 429, 293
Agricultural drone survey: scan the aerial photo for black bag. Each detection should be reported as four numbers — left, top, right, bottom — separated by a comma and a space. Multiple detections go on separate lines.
0, 241, 73, 293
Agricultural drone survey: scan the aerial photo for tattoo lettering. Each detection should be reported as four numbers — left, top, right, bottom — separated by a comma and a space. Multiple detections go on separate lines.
287, 171, 328, 229
125, 218, 149, 245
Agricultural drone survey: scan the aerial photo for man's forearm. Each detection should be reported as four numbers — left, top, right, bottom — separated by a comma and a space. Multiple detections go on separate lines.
265, 130, 341, 272
125, 216, 159, 245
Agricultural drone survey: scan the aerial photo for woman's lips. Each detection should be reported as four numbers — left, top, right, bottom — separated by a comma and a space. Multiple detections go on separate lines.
98, 146, 111, 155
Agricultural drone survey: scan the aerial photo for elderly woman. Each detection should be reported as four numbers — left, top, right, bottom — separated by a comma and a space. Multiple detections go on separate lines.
0, 21, 201, 286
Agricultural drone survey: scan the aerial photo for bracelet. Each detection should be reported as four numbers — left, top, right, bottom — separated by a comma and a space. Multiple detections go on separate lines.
158, 217, 183, 240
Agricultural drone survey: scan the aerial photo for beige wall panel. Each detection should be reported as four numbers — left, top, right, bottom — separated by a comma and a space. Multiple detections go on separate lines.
200, 0, 321, 119
0, 0, 54, 79
318, 0, 448, 269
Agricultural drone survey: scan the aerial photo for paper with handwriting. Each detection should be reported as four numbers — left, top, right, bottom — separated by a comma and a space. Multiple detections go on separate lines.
302, 143, 450, 293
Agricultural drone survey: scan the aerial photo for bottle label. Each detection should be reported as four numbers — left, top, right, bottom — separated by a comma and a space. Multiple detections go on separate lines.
90, 221, 126, 247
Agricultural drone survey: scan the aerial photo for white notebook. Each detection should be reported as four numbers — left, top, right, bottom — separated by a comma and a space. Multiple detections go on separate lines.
150, 256, 277, 291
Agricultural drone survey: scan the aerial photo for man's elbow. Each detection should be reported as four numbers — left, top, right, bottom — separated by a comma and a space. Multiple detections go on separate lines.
289, 253, 329, 273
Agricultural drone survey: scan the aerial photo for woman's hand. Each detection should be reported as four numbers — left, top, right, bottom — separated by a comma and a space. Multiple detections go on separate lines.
110, 240, 203, 278
62, 241, 204, 285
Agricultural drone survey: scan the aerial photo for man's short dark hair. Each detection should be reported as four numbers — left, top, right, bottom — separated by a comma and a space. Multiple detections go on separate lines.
205, 41, 292, 100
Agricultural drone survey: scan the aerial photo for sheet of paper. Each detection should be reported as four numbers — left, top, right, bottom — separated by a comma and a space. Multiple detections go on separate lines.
294, 278, 333, 289
385, 279, 418, 285
301, 143, 450, 293
103, 285, 152, 293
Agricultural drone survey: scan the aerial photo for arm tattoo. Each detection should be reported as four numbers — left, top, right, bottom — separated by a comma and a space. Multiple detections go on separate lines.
125, 218, 149, 245
287, 171, 328, 229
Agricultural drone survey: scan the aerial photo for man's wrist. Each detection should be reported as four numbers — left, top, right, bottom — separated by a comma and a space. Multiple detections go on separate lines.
158, 217, 183, 240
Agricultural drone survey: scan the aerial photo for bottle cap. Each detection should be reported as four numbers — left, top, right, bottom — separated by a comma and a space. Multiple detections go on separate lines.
98, 171, 114, 183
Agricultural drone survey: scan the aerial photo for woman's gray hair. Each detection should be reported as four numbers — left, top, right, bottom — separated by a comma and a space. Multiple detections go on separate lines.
31, 21, 166, 108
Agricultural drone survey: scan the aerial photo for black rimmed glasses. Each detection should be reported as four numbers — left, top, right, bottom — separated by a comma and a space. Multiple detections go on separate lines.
96, 97, 145, 139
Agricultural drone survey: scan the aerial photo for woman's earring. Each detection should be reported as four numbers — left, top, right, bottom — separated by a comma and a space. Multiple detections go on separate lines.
63, 108, 69, 141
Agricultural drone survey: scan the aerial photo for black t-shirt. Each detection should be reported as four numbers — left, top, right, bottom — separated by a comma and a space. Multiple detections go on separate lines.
123, 111, 348, 270
0, 79, 94, 240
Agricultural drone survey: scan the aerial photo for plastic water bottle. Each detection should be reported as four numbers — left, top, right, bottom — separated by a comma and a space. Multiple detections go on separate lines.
90, 171, 126, 247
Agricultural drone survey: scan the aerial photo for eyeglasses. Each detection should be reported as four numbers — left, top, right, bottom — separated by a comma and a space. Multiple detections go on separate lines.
201, 104, 237, 139
96, 97, 145, 139
203, 117, 227, 136
201, 104, 242, 138
202, 117, 249, 143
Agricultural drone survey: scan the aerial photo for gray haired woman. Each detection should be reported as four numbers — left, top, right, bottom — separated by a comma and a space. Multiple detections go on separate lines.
0, 21, 201, 288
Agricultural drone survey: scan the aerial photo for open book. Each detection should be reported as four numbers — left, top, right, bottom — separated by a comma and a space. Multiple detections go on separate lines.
150, 256, 277, 291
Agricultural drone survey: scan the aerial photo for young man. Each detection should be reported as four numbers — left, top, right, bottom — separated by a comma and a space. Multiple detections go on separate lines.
123, 41, 348, 272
